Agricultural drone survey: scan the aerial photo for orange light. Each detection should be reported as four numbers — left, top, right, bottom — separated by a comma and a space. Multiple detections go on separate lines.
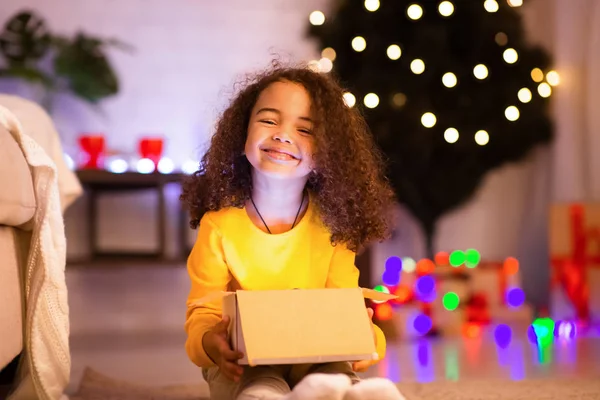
375, 302, 393, 321
504, 257, 519, 275
416, 258, 436, 275
394, 284, 412, 304
434, 251, 450, 266
463, 322, 482, 338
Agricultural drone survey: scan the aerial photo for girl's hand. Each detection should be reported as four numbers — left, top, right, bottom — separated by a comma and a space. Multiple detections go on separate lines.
202, 316, 245, 381
352, 307, 376, 372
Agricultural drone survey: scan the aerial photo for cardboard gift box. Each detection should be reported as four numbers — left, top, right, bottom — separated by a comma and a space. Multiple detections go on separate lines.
192, 288, 395, 366
550, 203, 600, 322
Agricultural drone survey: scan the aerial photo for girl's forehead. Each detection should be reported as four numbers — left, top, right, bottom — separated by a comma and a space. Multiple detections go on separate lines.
254, 81, 313, 116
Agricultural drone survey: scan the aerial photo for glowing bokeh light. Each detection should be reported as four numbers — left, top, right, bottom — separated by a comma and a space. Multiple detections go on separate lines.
506, 287, 525, 308
494, 324, 512, 349
343, 92, 356, 108
364, 0, 380, 12
382, 269, 401, 286
449, 250, 466, 267
518, 88, 532, 103
443, 292, 460, 311
402, 257, 417, 273
415, 275, 436, 298
375, 302, 393, 320
503, 257, 519, 275
473, 64, 489, 80
435, 251, 450, 266
407, 4, 424, 20
387, 44, 402, 60
421, 112, 437, 128
531, 68, 544, 82
364, 93, 380, 108
309, 11, 325, 26
475, 130, 490, 146
438, 1, 454, 17
465, 249, 481, 268
136, 158, 155, 174
385, 256, 402, 272
413, 314, 433, 335
352, 36, 367, 52
416, 259, 435, 275
411, 59, 426, 74
444, 128, 459, 144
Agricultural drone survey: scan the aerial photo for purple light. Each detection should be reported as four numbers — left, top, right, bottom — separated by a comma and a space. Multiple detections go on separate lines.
417, 340, 429, 366
385, 256, 402, 272
506, 288, 525, 308
382, 269, 401, 286
415, 275, 435, 298
413, 314, 433, 336
555, 321, 577, 340
527, 324, 538, 344
494, 324, 512, 349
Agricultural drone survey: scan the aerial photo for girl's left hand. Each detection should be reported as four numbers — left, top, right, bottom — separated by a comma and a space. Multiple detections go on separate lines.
352, 307, 376, 372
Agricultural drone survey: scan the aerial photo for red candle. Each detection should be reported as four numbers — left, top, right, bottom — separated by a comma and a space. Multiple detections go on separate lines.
138, 137, 164, 171
78, 134, 105, 169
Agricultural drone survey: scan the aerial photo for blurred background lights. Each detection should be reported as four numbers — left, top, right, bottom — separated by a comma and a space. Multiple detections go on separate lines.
546, 70, 560, 86
442, 72, 458, 88
392, 93, 407, 108
402, 257, 417, 273
382, 269, 401, 286
503, 48, 518, 64
444, 128, 459, 143
107, 157, 128, 174
475, 130, 490, 145
387, 44, 402, 60
415, 275, 435, 298
518, 88, 532, 103
416, 258, 436, 275
343, 92, 356, 108
309, 11, 325, 25
555, 320, 577, 340
473, 64, 489, 80
375, 302, 393, 320
385, 256, 402, 272
505, 105, 520, 121
449, 250, 466, 267
495, 32, 508, 46
364, 0, 380, 12
508, 0, 523, 6
321, 47, 336, 61
465, 249, 481, 268
181, 159, 198, 175
407, 4, 424, 20
438, 1, 454, 17
506, 287, 525, 308
484, 0, 499, 13
494, 324, 512, 348
531, 68, 544, 82
421, 112, 437, 128
413, 314, 433, 335
442, 292, 460, 311
157, 157, 175, 174
503, 257, 520, 275
136, 158, 155, 174
411, 59, 425, 74
364, 93, 380, 108
63, 153, 75, 171
435, 251, 450, 266
318, 57, 333, 73
352, 36, 367, 52
538, 82, 552, 98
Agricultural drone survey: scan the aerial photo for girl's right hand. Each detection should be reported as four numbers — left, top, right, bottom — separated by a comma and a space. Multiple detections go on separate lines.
202, 316, 245, 382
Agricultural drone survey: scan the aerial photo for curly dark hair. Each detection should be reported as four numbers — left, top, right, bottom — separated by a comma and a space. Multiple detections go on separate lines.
180, 62, 396, 252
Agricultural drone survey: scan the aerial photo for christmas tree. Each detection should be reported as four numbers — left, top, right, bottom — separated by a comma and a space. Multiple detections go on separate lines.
308, 0, 554, 256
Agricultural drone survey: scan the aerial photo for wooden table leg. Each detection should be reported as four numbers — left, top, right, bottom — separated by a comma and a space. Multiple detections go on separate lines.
88, 188, 97, 262
158, 182, 167, 260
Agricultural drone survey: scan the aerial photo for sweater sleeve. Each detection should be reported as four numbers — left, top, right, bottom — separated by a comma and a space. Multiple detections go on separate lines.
325, 244, 386, 365
185, 214, 231, 368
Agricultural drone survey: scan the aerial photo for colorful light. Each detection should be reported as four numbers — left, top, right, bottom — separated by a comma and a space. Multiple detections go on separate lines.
318, 57, 333, 73
402, 257, 417, 273
443, 292, 460, 311
449, 250, 466, 267
394, 284, 412, 303
555, 320, 577, 340
374, 284, 390, 294
382, 269, 401, 286
465, 249, 481, 268
375, 302, 393, 320
416, 259, 435, 275
503, 48, 519, 64
385, 256, 402, 272
506, 287, 525, 308
503, 257, 519, 275
494, 324, 512, 349
435, 251, 450, 266
343, 92, 356, 108
538, 82, 552, 98
529, 318, 555, 343
546, 70, 560, 86
415, 275, 435, 298
413, 314, 433, 335
531, 68, 544, 83
463, 322, 482, 338
321, 47, 336, 61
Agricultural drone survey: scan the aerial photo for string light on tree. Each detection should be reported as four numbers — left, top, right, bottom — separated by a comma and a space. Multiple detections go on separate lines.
421, 112, 437, 128
484, 0, 499, 13
495, 32, 508, 46
538, 82, 552, 98
546, 70, 560, 86
392, 93, 407, 108
518, 88, 532, 103
444, 128, 459, 143
307, 60, 321, 72
531, 68, 544, 82
508, 0, 523, 7
473, 64, 489, 80
309, 11, 325, 26
364, 93, 380, 108
321, 47, 336, 61
318, 57, 333, 73
387, 44, 402, 60
503, 48, 519, 64
407, 4, 424, 20
442, 72, 458, 88
475, 130, 490, 146
364, 0, 380, 12
343, 92, 356, 108
411, 59, 425, 74
438, 1, 454, 17
352, 36, 367, 52
505, 106, 520, 121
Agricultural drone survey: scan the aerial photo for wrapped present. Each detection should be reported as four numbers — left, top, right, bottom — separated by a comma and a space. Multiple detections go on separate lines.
550, 203, 600, 322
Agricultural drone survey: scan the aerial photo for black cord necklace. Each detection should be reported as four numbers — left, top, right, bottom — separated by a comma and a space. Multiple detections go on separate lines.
250, 191, 305, 234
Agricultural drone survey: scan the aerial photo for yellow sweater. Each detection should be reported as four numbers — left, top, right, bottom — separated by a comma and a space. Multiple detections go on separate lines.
185, 198, 386, 368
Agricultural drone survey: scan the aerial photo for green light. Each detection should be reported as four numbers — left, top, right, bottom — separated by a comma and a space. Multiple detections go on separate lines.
532, 317, 555, 343
465, 249, 481, 268
443, 292, 460, 311
449, 250, 466, 267
374, 285, 390, 294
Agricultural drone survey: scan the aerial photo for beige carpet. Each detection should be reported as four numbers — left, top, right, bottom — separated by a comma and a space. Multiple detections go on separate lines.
70, 368, 600, 400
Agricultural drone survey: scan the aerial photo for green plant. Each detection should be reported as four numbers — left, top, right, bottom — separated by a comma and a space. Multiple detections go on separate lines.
0, 10, 129, 104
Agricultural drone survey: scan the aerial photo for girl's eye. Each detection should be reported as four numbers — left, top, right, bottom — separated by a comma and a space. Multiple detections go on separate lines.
260, 119, 276, 125
298, 128, 312, 135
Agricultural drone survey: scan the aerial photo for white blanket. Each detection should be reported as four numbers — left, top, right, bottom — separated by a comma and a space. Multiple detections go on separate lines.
0, 105, 70, 400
